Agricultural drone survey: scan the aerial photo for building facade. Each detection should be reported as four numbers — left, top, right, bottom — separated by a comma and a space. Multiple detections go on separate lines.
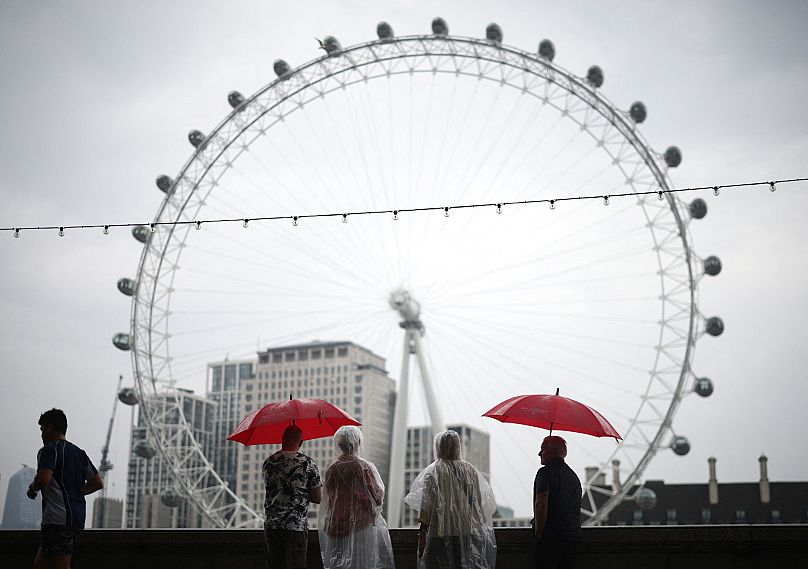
400, 424, 491, 527
1, 465, 41, 529
235, 341, 395, 526
125, 389, 216, 528
91, 497, 124, 528
598, 455, 808, 525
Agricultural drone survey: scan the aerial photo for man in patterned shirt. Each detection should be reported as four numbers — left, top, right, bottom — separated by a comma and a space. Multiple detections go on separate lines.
263, 424, 322, 569
27, 408, 104, 569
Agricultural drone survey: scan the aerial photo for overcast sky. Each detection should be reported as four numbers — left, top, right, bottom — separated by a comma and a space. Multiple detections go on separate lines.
1, 1, 807, 522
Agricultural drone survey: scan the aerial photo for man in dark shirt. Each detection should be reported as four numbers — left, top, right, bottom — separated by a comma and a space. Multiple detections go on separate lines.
263, 424, 322, 569
27, 408, 104, 569
532, 435, 582, 569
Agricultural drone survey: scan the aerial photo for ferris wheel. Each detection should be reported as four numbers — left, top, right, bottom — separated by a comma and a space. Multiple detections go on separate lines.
113, 18, 723, 527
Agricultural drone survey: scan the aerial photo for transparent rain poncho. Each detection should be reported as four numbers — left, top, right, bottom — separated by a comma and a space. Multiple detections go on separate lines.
404, 430, 497, 569
318, 426, 395, 569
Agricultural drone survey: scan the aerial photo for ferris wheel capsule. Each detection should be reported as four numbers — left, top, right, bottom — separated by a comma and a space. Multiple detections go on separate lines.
117, 278, 137, 296
694, 377, 714, 397
664, 146, 682, 167
118, 387, 138, 406
377, 21, 394, 40
131, 225, 149, 243
586, 65, 604, 88
635, 487, 657, 510
273, 59, 291, 79
156, 175, 174, 194
485, 23, 503, 44
538, 39, 555, 61
671, 435, 691, 455
629, 102, 647, 123
133, 440, 157, 459
703, 255, 722, 276
188, 130, 207, 149
160, 488, 184, 508
689, 198, 708, 219
431, 17, 448, 36
705, 316, 724, 336
112, 333, 131, 351
322, 36, 342, 56
228, 91, 246, 111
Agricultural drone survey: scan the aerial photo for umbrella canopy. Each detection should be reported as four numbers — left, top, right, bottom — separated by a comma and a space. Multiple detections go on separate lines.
483, 391, 621, 439
227, 398, 361, 445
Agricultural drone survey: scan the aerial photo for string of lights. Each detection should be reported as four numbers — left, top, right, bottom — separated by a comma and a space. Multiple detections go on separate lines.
3, 177, 805, 238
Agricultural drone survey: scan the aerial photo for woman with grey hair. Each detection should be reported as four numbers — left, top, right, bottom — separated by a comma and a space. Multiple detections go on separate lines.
405, 430, 497, 569
318, 425, 394, 569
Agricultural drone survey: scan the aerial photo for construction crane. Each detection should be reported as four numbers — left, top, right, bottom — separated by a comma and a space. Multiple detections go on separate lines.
96, 374, 122, 527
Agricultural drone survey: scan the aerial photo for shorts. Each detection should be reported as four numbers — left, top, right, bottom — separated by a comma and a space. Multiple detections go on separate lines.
264, 528, 308, 569
40, 524, 81, 557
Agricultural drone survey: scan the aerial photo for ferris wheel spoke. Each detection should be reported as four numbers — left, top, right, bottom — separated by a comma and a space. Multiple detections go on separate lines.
428, 319, 639, 420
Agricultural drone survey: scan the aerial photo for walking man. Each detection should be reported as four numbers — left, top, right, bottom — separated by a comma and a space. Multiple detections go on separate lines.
263, 424, 322, 569
532, 435, 582, 569
27, 408, 104, 569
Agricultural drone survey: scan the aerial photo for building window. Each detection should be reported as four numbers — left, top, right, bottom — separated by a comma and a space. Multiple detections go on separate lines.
771, 509, 781, 523
338, 347, 348, 357
225, 365, 237, 390
299, 350, 308, 361
701, 508, 711, 523
735, 509, 747, 523
285, 351, 295, 362
259, 354, 269, 364
666, 508, 677, 524
211, 367, 222, 391
632, 510, 643, 525
355, 375, 363, 383
239, 363, 254, 379
325, 348, 335, 358
312, 350, 321, 359
246, 383, 253, 392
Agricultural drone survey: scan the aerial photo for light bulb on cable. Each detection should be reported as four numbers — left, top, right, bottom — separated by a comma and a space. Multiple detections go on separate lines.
293, 216, 299, 226
713, 186, 720, 196
195, 221, 202, 230
549, 200, 556, 210
243, 219, 249, 228
149, 223, 156, 233
444, 207, 449, 218
769, 181, 776, 192
342, 214, 348, 224
13, 228, 20, 238
103, 225, 109, 235
58, 227, 65, 237
393, 210, 398, 221
603, 196, 610, 206
657, 191, 664, 201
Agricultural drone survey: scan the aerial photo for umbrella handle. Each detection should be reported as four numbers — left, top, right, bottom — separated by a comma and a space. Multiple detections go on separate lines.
549, 421, 554, 437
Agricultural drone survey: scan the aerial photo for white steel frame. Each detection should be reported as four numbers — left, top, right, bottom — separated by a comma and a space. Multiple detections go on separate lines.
130, 32, 701, 527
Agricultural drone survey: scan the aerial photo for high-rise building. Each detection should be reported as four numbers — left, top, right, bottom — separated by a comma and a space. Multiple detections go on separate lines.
207, 359, 255, 494
400, 424, 491, 527
92, 496, 124, 528
125, 389, 216, 528
2, 465, 41, 529
235, 341, 395, 526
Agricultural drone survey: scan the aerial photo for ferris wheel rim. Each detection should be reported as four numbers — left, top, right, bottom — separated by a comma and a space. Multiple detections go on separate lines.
129, 30, 701, 527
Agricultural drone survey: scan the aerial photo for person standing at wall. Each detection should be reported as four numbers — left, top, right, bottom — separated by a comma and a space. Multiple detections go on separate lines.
532, 436, 582, 569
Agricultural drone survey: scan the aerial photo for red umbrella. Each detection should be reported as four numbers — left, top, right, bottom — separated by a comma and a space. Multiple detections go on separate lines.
483, 389, 621, 439
227, 397, 361, 445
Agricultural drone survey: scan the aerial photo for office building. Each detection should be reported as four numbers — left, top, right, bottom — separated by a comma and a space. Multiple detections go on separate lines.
2, 465, 41, 529
235, 341, 395, 525
125, 389, 216, 528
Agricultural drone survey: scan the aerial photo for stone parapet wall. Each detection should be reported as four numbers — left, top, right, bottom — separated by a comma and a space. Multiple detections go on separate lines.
1, 525, 806, 568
